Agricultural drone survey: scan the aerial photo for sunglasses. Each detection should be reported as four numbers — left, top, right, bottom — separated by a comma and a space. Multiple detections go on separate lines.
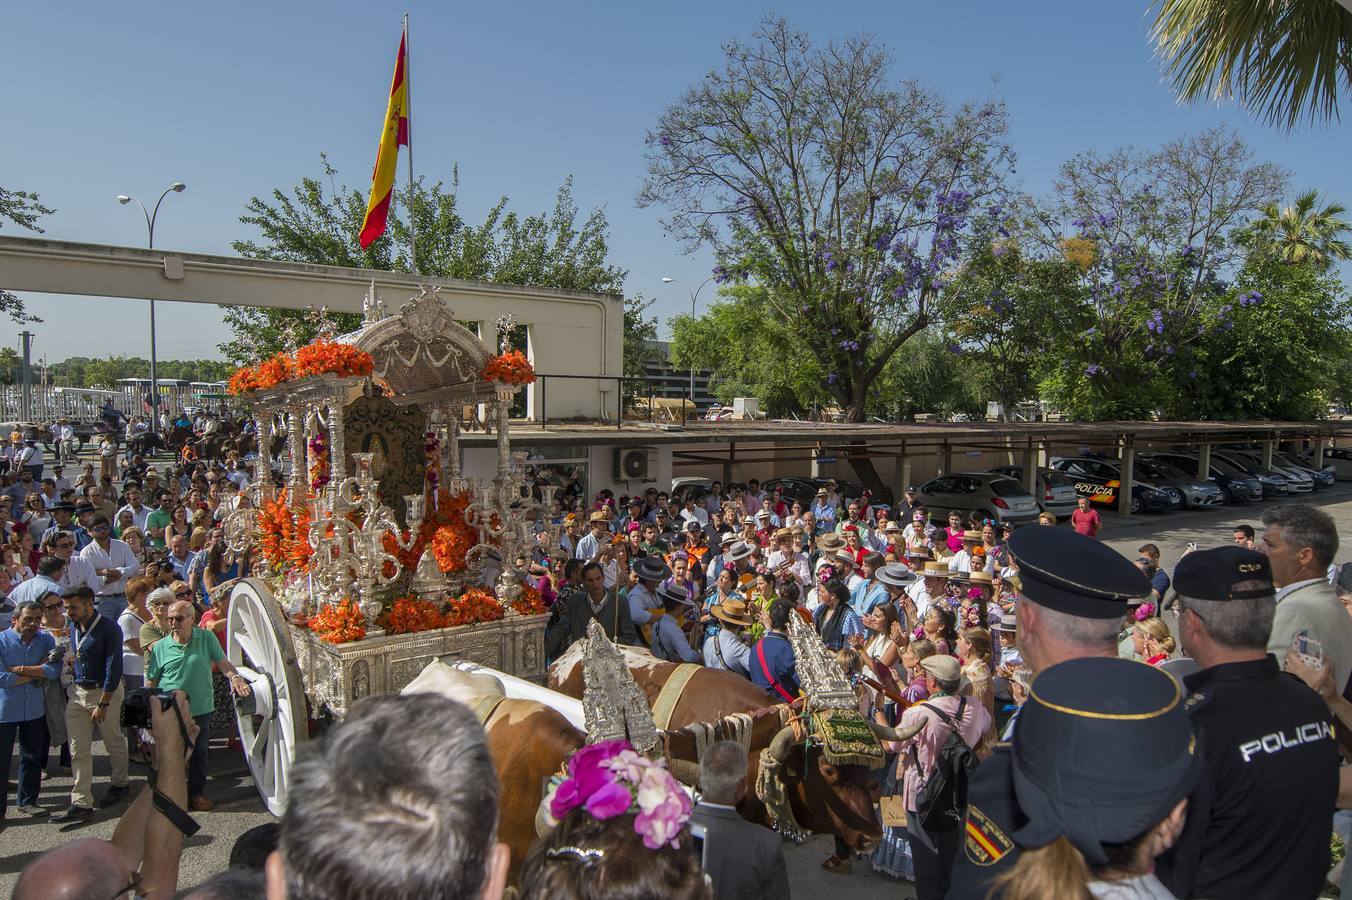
175, 590, 191, 598
167, 614, 191, 623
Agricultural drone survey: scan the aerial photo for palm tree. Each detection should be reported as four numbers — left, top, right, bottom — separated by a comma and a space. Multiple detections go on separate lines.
1152, 0, 1352, 130
1241, 190, 1352, 270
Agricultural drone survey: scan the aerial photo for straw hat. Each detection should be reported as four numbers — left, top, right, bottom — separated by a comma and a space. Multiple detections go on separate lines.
967, 570, 994, 587
816, 532, 845, 553
587, 510, 609, 524
712, 596, 756, 628
922, 561, 951, 578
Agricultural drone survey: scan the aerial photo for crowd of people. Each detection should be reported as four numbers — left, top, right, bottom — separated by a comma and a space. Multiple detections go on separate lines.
1, 424, 256, 831
5, 447, 1352, 898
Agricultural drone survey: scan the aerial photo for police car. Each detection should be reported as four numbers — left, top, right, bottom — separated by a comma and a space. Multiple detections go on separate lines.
1049, 457, 1181, 514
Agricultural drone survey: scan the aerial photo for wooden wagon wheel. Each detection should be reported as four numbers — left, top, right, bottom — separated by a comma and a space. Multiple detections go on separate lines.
227, 578, 309, 816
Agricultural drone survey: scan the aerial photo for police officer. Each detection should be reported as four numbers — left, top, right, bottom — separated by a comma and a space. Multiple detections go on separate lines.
1155, 546, 1337, 899
947, 526, 1153, 899
979, 656, 1200, 899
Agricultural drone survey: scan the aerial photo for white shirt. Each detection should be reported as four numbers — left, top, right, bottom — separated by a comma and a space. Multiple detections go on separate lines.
907, 580, 936, 619
765, 549, 810, 586
58, 555, 105, 594
117, 503, 151, 532
680, 507, 710, 527
79, 538, 138, 595
118, 609, 147, 677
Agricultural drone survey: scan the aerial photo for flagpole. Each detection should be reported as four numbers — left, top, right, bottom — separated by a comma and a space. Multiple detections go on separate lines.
404, 12, 418, 275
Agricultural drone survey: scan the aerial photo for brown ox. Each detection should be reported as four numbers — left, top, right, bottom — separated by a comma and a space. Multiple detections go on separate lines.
548, 644, 895, 853
402, 663, 585, 887
482, 698, 584, 885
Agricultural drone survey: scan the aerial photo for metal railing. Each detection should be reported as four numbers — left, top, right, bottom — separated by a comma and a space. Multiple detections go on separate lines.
532, 373, 700, 429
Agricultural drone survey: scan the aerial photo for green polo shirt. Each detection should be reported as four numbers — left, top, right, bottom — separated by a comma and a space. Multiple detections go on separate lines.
146, 627, 225, 717
145, 508, 173, 548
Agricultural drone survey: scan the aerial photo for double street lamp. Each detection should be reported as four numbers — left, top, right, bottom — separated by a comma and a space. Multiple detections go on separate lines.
660, 275, 714, 406
117, 182, 186, 434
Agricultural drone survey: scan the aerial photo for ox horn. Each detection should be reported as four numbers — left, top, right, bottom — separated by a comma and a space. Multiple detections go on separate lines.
764, 725, 798, 766
868, 719, 925, 743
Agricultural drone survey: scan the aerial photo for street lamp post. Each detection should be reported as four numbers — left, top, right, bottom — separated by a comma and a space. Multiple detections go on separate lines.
661, 275, 714, 408
117, 182, 185, 435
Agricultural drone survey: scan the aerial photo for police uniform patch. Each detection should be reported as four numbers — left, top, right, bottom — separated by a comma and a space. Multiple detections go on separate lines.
964, 804, 1013, 866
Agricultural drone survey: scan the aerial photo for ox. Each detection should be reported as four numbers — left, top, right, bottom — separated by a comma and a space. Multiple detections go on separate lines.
548, 643, 912, 854
403, 661, 584, 886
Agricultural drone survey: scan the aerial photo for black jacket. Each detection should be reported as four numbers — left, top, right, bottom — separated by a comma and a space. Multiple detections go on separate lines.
544, 588, 641, 658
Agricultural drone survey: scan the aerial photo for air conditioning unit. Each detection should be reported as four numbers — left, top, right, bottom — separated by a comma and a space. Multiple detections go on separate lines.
614, 447, 657, 481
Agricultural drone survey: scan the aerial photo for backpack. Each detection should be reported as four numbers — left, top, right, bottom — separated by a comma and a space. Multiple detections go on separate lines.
912, 696, 978, 833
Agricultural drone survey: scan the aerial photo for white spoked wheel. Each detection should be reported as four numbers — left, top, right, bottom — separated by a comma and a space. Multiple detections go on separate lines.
227, 578, 308, 816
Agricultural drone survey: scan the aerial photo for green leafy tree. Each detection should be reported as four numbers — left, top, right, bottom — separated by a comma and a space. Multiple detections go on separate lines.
1035, 129, 1286, 419
939, 234, 1081, 419
1152, 0, 1352, 130
223, 156, 641, 364
871, 330, 983, 421
1238, 189, 1352, 271
1, 186, 55, 323
641, 17, 1013, 427
0, 346, 19, 384
1166, 253, 1351, 419
668, 285, 829, 417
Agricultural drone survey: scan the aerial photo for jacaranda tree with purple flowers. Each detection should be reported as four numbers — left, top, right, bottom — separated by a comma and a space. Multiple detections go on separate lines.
640, 18, 1013, 440
1034, 129, 1287, 419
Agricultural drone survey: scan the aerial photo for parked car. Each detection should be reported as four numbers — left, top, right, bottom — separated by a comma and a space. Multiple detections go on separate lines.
1050, 458, 1180, 514
1221, 449, 1314, 494
987, 466, 1079, 519
762, 476, 894, 509
1132, 457, 1227, 509
915, 472, 1041, 525
1208, 450, 1291, 497
1268, 449, 1336, 488
1144, 452, 1264, 503
1297, 446, 1352, 482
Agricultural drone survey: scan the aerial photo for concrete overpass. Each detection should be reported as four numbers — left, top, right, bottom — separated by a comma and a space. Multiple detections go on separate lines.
0, 234, 623, 419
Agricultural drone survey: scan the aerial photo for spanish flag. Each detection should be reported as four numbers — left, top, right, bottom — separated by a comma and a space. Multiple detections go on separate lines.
358, 30, 410, 249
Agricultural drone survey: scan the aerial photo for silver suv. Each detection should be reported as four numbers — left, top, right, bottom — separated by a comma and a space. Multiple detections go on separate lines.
916, 472, 1041, 525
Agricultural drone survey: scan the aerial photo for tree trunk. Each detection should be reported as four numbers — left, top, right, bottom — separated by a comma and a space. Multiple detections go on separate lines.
844, 387, 891, 502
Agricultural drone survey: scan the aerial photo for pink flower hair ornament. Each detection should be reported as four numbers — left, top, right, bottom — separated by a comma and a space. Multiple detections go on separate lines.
1134, 602, 1156, 622
547, 740, 693, 850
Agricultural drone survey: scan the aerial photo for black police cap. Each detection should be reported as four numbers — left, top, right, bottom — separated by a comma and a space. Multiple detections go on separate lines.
1006, 526, 1152, 618
1011, 657, 1199, 865
1173, 545, 1274, 601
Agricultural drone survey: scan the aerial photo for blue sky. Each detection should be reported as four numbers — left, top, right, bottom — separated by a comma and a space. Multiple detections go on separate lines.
3, 1, 1348, 364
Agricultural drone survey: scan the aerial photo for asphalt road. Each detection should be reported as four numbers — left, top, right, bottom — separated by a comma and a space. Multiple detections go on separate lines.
4, 483, 1349, 897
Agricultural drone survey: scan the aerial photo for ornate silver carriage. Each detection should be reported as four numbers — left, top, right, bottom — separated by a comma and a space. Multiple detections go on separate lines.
220, 286, 557, 815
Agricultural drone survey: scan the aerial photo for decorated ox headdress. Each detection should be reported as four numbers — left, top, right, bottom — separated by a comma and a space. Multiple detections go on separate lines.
784, 612, 884, 769
581, 620, 659, 755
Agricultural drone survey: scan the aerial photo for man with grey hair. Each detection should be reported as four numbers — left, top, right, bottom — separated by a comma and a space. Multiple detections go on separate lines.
947, 526, 1153, 899
691, 740, 788, 900
1158, 545, 1337, 899
264, 691, 509, 900
1260, 504, 1352, 693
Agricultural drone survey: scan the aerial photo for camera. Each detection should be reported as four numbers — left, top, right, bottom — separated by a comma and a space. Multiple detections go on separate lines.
121, 687, 175, 730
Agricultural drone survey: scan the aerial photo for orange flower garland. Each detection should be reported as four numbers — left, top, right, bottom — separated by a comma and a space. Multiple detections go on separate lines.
294, 339, 376, 379
307, 598, 366, 644
511, 581, 548, 617
480, 350, 535, 385
257, 490, 314, 574
447, 587, 505, 626
379, 596, 452, 634
430, 524, 474, 573
227, 340, 374, 396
